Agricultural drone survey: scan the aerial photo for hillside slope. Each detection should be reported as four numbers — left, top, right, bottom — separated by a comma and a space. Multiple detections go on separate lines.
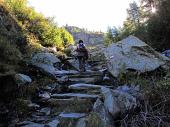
65, 25, 104, 46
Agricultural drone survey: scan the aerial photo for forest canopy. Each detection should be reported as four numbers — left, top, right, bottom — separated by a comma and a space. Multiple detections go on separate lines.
104, 0, 170, 51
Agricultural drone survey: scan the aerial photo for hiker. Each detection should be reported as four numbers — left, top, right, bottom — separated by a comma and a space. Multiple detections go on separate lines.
75, 40, 88, 72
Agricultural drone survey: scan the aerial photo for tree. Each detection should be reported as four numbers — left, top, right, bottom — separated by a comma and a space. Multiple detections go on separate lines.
146, 0, 170, 50
4, 0, 74, 49
104, 27, 121, 45
127, 1, 140, 25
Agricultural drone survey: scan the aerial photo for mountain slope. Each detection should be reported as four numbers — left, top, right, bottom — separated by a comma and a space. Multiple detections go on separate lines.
65, 25, 104, 46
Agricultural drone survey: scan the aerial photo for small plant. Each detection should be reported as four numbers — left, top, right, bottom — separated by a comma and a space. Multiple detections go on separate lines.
0, 35, 22, 72
86, 112, 104, 127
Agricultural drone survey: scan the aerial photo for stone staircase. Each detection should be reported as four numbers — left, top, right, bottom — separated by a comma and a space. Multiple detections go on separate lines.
17, 68, 113, 127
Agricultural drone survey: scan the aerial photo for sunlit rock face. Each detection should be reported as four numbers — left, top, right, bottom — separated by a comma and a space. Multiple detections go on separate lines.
104, 35, 170, 77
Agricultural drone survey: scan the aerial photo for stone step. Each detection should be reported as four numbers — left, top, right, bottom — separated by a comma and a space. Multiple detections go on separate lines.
67, 70, 103, 78
17, 119, 60, 127
59, 112, 86, 119
39, 98, 93, 113
68, 83, 112, 90
46, 98, 92, 107
51, 93, 99, 100
67, 77, 102, 84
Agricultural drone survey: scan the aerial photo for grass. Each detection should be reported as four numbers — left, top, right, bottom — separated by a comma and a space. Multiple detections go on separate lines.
117, 69, 170, 126
86, 112, 104, 127
58, 118, 77, 127
0, 35, 22, 72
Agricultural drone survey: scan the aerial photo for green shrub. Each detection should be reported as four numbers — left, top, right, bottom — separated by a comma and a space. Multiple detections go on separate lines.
86, 112, 104, 127
0, 35, 22, 72
4, 0, 74, 49
0, 35, 21, 62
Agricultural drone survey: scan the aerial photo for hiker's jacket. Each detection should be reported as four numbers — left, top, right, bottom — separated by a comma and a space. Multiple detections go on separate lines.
76, 43, 88, 58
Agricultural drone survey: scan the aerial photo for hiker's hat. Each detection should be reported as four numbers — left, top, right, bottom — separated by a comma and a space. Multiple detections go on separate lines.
78, 40, 83, 43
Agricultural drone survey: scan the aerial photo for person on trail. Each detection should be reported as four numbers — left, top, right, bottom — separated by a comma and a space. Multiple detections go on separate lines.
75, 40, 88, 72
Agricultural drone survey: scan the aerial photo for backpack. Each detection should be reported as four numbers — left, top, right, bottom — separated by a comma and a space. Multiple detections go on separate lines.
77, 43, 85, 51
77, 43, 86, 52
76, 43, 88, 59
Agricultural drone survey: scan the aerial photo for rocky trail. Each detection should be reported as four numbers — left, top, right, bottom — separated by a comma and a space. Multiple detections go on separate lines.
16, 59, 111, 127
1, 36, 170, 127
13, 53, 141, 127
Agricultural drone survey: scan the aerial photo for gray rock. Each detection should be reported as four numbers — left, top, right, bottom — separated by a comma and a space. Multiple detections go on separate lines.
59, 112, 86, 119
22, 122, 44, 127
101, 85, 140, 118
93, 99, 114, 127
46, 119, 60, 127
112, 85, 139, 113
39, 92, 51, 100
32, 53, 60, 64
51, 93, 98, 99
68, 59, 80, 71
68, 83, 103, 90
46, 98, 91, 107
43, 83, 58, 92
104, 36, 170, 77
31, 53, 61, 77
67, 70, 104, 84
116, 85, 140, 97
101, 87, 120, 117
68, 77, 102, 84
28, 103, 40, 109
15, 74, 32, 85
75, 118, 87, 127
113, 90, 136, 114
162, 49, 170, 58
54, 70, 79, 77
39, 107, 51, 116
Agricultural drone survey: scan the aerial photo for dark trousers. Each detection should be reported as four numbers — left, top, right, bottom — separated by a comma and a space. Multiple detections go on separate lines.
77, 56, 86, 72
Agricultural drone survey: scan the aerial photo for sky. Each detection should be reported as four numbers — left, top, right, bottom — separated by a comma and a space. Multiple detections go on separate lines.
28, 0, 139, 32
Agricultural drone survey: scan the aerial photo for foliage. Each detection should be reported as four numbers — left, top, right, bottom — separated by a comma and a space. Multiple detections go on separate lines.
86, 112, 104, 127
0, 35, 21, 64
119, 70, 170, 127
105, 0, 170, 51
146, 0, 170, 50
0, 35, 22, 72
104, 27, 120, 45
4, 0, 74, 49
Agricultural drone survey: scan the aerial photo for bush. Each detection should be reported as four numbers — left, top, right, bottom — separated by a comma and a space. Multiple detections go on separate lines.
0, 35, 21, 62
4, 0, 74, 49
0, 35, 22, 72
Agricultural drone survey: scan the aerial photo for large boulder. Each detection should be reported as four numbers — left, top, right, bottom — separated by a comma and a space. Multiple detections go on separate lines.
104, 36, 170, 77
15, 74, 32, 86
93, 99, 114, 127
100, 85, 140, 118
101, 87, 120, 118
112, 88, 137, 114
31, 53, 79, 78
31, 53, 61, 77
